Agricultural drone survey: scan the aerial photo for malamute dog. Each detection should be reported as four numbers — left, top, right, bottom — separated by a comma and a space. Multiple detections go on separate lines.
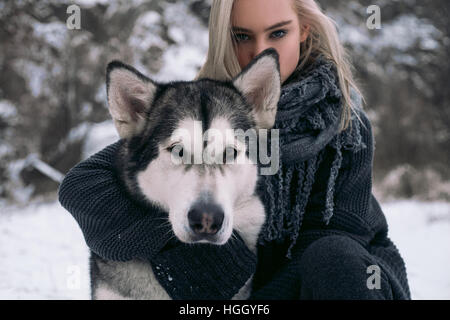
90, 48, 281, 299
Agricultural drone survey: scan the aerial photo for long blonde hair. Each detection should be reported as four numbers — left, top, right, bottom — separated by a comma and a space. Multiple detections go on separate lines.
196, 0, 364, 131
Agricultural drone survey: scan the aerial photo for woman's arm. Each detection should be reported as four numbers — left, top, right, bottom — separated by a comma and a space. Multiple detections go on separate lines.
58, 140, 257, 299
58, 139, 172, 261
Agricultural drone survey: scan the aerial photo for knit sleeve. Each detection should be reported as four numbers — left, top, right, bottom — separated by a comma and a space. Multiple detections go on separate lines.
331, 110, 389, 239
58, 140, 257, 299
58, 140, 173, 261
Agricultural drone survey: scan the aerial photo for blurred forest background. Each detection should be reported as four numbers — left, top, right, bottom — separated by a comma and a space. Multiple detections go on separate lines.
0, 0, 449, 206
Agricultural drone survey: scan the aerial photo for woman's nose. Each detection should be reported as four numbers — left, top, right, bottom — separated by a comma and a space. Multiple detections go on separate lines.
251, 39, 271, 60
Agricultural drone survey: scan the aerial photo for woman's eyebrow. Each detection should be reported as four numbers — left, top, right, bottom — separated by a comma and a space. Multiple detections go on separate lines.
232, 20, 292, 33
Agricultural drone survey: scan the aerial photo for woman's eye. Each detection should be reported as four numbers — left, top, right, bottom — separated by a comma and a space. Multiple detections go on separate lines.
234, 33, 250, 42
270, 29, 287, 39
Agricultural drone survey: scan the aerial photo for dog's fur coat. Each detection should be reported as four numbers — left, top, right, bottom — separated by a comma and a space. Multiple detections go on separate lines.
90, 49, 281, 299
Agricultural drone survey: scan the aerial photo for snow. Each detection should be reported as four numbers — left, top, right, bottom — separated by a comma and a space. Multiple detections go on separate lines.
32, 20, 68, 51
156, 45, 207, 82
81, 121, 118, 159
0, 144, 13, 159
0, 100, 17, 119
382, 201, 450, 299
24, 154, 65, 184
152, 2, 209, 82
128, 11, 166, 54
66, 122, 91, 145
375, 15, 441, 51
75, 0, 110, 8
336, 14, 441, 59
0, 201, 90, 299
0, 200, 449, 300
6, 159, 35, 204
12, 60, 48, 98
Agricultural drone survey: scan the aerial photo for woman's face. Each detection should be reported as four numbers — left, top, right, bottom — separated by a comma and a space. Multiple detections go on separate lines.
231, 0, 309, 84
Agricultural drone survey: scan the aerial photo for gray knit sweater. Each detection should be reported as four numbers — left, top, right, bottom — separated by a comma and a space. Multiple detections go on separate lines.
250, 55, 411, 299
59, 54, 411, 300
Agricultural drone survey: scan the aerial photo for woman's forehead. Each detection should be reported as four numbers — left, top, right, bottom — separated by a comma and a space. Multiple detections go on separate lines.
231, 0, 298, 30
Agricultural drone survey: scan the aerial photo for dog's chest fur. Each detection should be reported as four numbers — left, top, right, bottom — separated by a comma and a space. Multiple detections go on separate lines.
90, 194, 265, 300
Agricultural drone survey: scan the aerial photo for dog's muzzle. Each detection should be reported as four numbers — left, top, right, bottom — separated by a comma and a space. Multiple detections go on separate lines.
188, 201, 224, 241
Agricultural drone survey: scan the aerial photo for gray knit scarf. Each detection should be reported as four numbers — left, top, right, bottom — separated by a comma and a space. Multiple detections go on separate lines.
256, 54, 366, 258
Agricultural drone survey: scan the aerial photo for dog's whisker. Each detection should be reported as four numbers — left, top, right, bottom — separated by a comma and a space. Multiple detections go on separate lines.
150, 217, 171, 222
230, 233, 239, 244
154, 221, 172, 229
155, 222, 171, 229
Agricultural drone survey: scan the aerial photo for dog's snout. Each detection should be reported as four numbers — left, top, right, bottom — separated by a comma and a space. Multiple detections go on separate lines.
188, 202, 224, 237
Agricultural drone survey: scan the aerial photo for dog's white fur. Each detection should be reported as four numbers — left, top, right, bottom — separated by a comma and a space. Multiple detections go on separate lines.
96, 51, 280, 299
137, 116, 263, 245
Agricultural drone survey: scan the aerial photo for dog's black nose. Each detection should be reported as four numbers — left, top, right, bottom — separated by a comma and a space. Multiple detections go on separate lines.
188, 202, 224, 237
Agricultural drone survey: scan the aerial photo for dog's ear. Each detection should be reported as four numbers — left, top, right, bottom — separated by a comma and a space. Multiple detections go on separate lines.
233, 48, 281, 129
106, 61, 157, 138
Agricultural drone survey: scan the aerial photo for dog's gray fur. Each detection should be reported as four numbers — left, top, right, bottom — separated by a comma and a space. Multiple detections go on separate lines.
90, 49, 281, 300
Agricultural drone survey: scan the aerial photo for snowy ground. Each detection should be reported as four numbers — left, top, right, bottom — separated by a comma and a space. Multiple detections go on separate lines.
0, 200, 449, 300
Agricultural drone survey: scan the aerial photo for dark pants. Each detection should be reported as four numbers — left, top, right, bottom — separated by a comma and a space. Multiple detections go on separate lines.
298, 235, 393, 300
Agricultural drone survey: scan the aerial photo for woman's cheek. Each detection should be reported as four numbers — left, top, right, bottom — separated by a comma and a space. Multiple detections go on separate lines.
236, 47, 249, 69
281, 42, 300, 80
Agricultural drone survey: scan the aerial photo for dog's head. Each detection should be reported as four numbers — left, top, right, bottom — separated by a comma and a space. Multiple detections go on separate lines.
106, 48, 280, 245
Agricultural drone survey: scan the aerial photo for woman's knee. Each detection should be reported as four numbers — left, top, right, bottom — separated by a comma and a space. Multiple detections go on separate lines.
301, 235, 370, 266
298, 235, 393, 299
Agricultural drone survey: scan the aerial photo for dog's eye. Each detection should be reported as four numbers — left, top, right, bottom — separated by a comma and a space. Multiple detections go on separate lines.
223, 146, 238, 164
168, 144, 184, 158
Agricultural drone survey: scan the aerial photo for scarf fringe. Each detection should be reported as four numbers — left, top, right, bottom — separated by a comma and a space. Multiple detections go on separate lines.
256, 55, 366, 258
323, 138, 343, 226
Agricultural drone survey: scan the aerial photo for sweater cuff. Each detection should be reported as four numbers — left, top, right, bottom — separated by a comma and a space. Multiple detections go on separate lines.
150, 232, 257, 300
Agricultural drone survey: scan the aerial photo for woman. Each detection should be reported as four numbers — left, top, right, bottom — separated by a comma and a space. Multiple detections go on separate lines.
59, 0, 411, 299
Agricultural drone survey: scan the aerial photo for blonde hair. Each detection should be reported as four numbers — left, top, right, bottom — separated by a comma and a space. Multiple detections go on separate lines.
196, 0, 365, 131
